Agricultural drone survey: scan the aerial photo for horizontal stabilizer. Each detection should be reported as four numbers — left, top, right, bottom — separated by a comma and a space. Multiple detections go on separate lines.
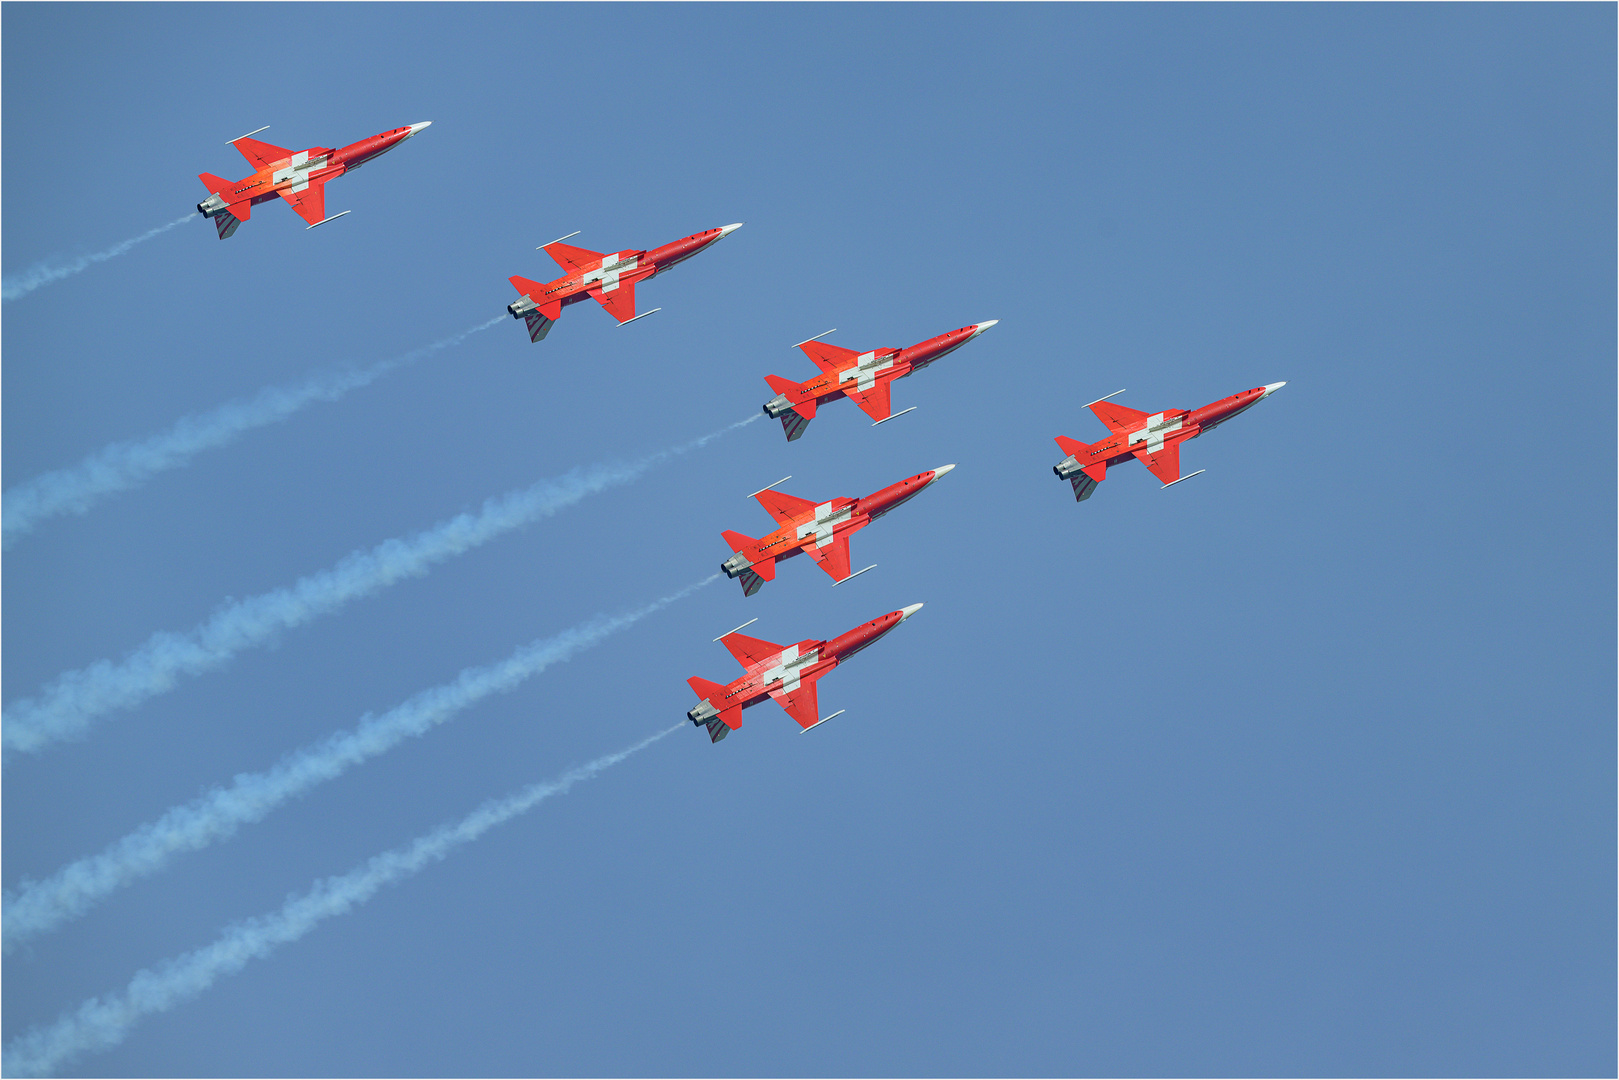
198, 172, 232, 195
764, 374, 808, 409
720, 530, 758, 553
688, 675, 730, 703
747, 556, 776, 581
228, 200, 251, 222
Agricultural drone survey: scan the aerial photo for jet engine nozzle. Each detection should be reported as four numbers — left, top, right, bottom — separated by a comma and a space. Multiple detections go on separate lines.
1053, 455, 1083, 481
508, 295, 539, 319
721, 552, 752, 579
763, 394, 792, 419
197, 193, 228, 218
687, 700, 719, 725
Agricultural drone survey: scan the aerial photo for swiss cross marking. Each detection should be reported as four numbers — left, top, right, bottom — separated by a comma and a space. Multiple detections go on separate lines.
271, 151, 326, 194
759, 645, 818, 693
838, 351, 895, 392
582, 253, 638, 293
796, 503, 850, 549
1127, 412, 1183, 454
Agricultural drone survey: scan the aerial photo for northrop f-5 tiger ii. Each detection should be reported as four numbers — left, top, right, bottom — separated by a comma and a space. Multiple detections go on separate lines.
720, 466, 956, 596
507, 223, 743, 342
687, 605, 924, 742
197, 122, 431, 238
1053, 382, 1287, 500
762, 321, 997, 440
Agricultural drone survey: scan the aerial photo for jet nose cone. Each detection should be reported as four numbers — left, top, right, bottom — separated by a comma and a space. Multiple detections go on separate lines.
930, 464, 957, 480
718, 222, 745, 238
407, 121, 433, 136
972, 320, 999, 336
899, 603, 925, 621
1262, 381, 1287, 396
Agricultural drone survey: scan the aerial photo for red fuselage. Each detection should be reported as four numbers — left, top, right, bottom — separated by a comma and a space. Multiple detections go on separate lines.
1054, 382, 1286, 499
721, 466, 954, 595
687, 605, 924, 740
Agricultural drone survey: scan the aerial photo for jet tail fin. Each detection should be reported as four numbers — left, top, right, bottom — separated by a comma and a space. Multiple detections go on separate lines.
765, 376, 815, 441
1055, 436, 1107, 483
687, 676, 741, 743
212, 206, 244, 240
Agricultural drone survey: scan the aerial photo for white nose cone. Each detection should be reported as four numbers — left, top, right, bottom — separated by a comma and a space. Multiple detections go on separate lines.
1262, 381, 1287, 397
972, 320, 999, 336
718, 222, 745, 238
930, 464, 957, 480
407, 121, 432, 136
899, 603, 925, 621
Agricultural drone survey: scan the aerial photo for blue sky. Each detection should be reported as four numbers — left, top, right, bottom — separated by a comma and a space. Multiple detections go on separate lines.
3, 4, 1613, 1075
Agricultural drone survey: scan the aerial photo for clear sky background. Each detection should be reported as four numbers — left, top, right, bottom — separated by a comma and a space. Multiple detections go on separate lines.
3, 4, 1612, 1076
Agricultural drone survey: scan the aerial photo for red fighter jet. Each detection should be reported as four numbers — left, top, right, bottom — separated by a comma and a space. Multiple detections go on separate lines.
687, 604, 925, 742
720, 465, 956, 596
506, 223, 743, 342
197, 122, 431, 238
761, 321, 998, 441
1053, 382, 1287, 501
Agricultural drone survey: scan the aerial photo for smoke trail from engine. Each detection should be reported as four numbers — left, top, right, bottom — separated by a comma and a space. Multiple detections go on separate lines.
2, 414, 759, 758
0, 723, 685, 1078
2, 214, 196, 301
2, 317, 505, 547
2, 574, 717, 949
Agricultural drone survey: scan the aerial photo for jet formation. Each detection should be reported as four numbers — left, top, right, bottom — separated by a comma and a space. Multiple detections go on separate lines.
762, 321, 998, 440
507, 224, 744, 342
1053, 382, 1287, 500
197, 122, 431, 238
687, 606, 924, 742
720, 466, 955, 596
188, 122, 1291, 745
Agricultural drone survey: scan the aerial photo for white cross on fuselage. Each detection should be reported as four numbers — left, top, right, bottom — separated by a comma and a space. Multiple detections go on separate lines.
581, 253, 637, 293
758, 645, 818, 693
1127, 412, 1183, 454
795, 503, 851, 549
271, 151, 325, 193
838, 352, 896, 392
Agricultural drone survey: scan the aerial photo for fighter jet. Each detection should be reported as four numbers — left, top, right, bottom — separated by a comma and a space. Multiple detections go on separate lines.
197, 122, 431, 238
720, 466, 955, 596
687, 605, 924, 742
506, 223, 743, 342
762, 321, 998, 441
1052, 382, 1287, 500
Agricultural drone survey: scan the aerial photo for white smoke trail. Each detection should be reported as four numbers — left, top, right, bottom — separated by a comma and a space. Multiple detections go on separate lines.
2, 214, 196, 301
0, 723, 683, 1078
2, 317, 505, 547
2, 574, 717, 949
2, 413, 758, 758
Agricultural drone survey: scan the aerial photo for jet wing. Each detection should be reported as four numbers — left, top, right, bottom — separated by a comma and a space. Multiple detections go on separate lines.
718, 630, 786, 669
805, 535, 852, 582
770, 678, 821, 730
799, 340, 862, 375
754, 488, 818, 524
544, 241, 608, 273
1133, 441, 1182, 485
845, 379, 892, 423
1091, 400, 1151, 433
232, 136, 294, 171
589, 281, 637, 323
278, 181, 326, 226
